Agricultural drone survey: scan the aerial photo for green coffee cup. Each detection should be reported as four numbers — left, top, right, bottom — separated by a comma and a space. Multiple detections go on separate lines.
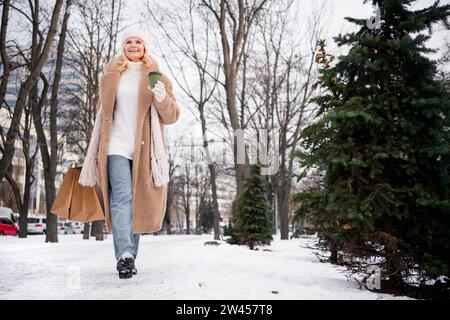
148, 71, 162, 89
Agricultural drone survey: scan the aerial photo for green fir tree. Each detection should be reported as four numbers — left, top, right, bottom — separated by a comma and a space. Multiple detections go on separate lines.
293, 0, 450, 297
227, 164, 273, 249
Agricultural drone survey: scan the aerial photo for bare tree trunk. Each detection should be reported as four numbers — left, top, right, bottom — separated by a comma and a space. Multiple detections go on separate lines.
2, 72, 39, 238
209, 164, 221, 239
330, 244, 338, 264
0, 0, 63, 183
164, 160, 174, 234
180, 163, 193, 234
5, 171, 26, 237
194, 165, 201, 235
30, 0, 72, 243
0, 0, 11, 110
164, 150, 180, 235
83, 222, 90, 240
277, 177, 290, 239
164, 221, 172, 235
185, 207, 191, 234
48, 0, 73, 234
92, 220, 104, 240
201, 0, 269, 211
16, 102, 38, 238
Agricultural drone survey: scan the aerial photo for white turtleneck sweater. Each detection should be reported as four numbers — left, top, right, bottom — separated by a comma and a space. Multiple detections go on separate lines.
108, 61, 143, 160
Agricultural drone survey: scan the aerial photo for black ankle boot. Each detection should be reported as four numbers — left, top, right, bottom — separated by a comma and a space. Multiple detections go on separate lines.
116, 257, 134, 279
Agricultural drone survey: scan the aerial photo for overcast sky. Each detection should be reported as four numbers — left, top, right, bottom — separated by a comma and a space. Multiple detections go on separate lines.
122, 0, 449, 55
7, 1, 448, 159
119, 0, 449, 149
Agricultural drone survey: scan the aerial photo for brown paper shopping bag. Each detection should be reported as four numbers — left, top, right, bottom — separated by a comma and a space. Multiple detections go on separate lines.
70, 168, 104, 222
51, 167, 105, 222
50, 167, 77, 220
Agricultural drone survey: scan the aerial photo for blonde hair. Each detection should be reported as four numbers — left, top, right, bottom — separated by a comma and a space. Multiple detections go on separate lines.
116, 48, 153, 73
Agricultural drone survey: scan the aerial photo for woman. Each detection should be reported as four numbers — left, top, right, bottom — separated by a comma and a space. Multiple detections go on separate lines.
78, 28, 180, 279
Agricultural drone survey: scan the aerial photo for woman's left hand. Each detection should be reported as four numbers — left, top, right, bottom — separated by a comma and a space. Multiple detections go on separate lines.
151, 80, 167, 103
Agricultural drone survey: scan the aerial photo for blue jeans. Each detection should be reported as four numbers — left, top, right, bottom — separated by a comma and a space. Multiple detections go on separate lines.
107, 154, 140, 261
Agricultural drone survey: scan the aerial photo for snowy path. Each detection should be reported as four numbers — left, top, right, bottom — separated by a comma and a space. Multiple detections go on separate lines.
0, 234, 408, 300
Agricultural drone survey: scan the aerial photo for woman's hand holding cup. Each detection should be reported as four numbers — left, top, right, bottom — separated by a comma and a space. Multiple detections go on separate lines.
147, 71, 167, 102
152, 80, 167, 102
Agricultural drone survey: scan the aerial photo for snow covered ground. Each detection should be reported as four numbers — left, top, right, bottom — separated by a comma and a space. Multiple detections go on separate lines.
0, 233, 410, 300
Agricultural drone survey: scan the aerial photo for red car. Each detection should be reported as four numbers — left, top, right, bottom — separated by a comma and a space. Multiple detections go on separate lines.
0, 217, 19, 236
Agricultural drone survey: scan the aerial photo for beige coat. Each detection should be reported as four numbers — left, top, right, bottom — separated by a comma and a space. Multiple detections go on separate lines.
97, 56, 180, 233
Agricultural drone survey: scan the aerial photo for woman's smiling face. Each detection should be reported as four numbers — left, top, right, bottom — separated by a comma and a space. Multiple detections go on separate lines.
124, 37, 145, 61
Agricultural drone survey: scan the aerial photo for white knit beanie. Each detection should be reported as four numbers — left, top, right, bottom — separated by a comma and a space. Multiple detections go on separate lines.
120, 27, 149, 53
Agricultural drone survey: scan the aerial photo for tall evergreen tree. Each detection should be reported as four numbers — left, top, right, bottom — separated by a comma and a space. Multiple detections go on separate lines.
227, 164, 273, 250
293, 0, 450, 297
